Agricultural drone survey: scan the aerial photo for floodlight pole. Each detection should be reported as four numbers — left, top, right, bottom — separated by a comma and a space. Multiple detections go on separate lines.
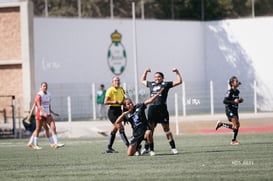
132, 0, 139, 103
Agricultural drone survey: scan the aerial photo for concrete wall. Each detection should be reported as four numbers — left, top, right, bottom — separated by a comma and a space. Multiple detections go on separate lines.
0, 1, 34, 117
34, 18, 204, 85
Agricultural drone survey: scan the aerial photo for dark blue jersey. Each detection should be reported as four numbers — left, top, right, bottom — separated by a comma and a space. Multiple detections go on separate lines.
223, 88, 240, 110
147, 81, 173, 106
123, 103, 148, 130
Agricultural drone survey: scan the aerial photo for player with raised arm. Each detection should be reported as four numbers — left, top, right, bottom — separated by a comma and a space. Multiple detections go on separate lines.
140, 68, 182, 155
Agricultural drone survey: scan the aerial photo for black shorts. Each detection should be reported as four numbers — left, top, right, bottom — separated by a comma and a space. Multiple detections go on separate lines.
225, 107, 238, 121
147, 105, 169, 125
130, 125, 146, 146
107, 106, 122, 124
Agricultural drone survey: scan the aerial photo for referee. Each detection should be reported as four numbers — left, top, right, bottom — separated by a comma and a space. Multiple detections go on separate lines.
104, 76, 129, 153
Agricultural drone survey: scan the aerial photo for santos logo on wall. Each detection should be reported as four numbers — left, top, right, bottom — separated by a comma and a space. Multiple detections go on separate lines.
107, 30, 127, 75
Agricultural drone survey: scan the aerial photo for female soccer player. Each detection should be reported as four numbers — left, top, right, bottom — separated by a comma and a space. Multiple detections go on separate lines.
27, 82, 64, 149
140, 68, 182, 155
215, 76, 243, 145
116, 88, 164, 156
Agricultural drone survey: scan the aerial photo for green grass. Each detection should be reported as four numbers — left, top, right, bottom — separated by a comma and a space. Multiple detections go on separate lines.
0, 133, 273, 181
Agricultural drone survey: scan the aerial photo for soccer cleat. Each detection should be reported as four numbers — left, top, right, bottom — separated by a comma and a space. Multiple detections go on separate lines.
141, 149, 149, 155
135, 145, 142, 156
50, 144, 57, 148
149, 151, 156, 156
28, 143, 41, 150
27, 143, 35, 148
106, 147, 118, 153
215, 120, 223, 130
33, 145, 42, 150
56, 143, 65, 148
51, 143, 65, 148
134, 151, 140, 156
171, 148, 178, 155
98, 131, 108, 137
230, 140, 240, 145
50, 144, 59, 148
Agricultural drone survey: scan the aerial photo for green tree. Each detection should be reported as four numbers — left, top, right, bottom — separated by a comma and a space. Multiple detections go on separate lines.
255, 0, 273, 16
30, 0, 273, 20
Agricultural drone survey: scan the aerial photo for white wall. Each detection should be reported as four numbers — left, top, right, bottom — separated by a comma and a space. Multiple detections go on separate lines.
205, 17, 273, 111
33, 17, 273, 111
34, 18, 204, 87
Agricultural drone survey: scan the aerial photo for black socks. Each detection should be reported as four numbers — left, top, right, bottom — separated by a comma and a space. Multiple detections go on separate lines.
119, 129, 129, 147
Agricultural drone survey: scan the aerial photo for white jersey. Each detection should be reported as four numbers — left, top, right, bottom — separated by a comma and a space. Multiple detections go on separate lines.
36, 91, 51, 116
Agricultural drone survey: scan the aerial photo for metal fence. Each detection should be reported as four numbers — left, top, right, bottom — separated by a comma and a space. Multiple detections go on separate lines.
45, 80, 272, 121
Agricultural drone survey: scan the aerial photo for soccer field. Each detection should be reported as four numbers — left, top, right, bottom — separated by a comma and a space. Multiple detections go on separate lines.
0, 133, 273, 181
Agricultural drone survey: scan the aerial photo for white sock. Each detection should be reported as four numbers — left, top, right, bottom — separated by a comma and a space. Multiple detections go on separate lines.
48, 137, 54, 144
53, 135, 58, 144
33, 136, 38, 146
28, 136, 34, 145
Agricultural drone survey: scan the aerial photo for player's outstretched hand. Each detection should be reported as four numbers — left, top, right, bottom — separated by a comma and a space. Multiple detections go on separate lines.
145, 68, 151, 73
172, 68, 179, 72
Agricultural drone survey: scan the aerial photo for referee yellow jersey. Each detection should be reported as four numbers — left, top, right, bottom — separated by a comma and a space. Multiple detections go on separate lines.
105, 87, 125, 107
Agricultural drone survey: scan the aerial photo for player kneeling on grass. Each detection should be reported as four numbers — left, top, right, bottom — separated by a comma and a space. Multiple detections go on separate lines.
115, 89, 164, 156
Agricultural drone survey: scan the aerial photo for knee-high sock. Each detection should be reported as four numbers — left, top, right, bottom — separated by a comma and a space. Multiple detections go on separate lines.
232, 128, 238, 141
149, 142, 154, 151
169, 139, 176, 149
223, 123, 232, 129
33, 136, 38, 146
28, 135, 34, 145
119, 129, 129, 147
53, 135, 59, 144
48, 136, 54, 144
108, 131, 116, 148
144, 140, 150, 150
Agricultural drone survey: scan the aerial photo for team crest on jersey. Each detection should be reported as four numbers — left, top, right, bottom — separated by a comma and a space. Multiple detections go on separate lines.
107, 30, 127, 75
152, 85, 161, 92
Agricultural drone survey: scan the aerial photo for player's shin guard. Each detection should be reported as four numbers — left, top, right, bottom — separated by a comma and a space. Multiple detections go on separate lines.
119, 129, 129, 147
108, 131, 116, 149
232, 128, 238, 141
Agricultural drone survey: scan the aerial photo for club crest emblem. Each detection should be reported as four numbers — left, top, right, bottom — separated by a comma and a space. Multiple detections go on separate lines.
107, 30, 127, 75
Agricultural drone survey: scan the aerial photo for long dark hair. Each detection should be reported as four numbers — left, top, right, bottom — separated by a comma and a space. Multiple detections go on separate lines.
122, 98, 131, 112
